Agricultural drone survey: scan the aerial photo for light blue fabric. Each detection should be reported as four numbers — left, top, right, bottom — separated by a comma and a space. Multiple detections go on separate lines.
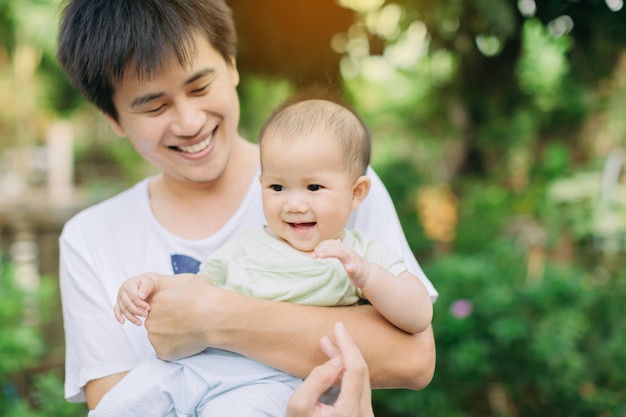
89, 349, 302, 417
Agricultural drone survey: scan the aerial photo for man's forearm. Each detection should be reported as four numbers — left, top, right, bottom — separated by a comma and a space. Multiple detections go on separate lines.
146, 279, 436, 389
211, 296, 436, 389
85, 372, 128, 410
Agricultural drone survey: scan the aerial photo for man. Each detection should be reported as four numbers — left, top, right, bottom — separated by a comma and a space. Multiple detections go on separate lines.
56, 0, 437, 410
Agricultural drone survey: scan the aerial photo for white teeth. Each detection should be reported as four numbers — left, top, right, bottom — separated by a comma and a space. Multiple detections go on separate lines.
178, 134, 213, 154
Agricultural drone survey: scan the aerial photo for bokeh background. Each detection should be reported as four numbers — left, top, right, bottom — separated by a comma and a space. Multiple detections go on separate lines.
1, 0, 626, 416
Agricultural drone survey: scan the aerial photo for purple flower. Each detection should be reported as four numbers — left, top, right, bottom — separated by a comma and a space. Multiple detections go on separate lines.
450, 299, 473, 319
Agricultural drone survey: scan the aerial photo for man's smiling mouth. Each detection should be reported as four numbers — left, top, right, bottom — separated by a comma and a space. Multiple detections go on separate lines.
172, 126, 217, 154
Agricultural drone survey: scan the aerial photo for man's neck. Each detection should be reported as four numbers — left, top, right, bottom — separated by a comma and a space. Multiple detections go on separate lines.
148, 139, 260, 239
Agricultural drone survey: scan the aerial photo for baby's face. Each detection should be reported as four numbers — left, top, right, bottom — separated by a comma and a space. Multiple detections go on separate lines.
259, 132, 357, 253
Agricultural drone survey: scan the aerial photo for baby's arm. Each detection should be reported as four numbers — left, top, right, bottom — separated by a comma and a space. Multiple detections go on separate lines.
313, 240, 433, 334
114, 272, 198, 326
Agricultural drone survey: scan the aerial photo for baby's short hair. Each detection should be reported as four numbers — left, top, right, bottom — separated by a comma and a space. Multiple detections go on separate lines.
259, 90, 371, 178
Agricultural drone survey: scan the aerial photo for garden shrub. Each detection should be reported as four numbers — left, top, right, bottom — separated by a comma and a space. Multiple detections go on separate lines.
372, 239, 626, 416
0, 257, 87, 417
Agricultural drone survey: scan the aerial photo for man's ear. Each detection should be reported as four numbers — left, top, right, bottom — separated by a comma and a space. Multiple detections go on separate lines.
105, 114, 126, 137
351, 175, 371, 210
228, 56, 240, 87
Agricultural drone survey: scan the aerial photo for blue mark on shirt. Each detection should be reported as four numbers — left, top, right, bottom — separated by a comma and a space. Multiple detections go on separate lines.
171, 254, 201, 274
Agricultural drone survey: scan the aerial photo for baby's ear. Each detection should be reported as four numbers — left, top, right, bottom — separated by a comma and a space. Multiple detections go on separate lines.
351, 176, 371, 210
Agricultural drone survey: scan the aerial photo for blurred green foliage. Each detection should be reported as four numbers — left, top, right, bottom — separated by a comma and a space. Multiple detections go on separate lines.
373, 241, 626, 416
369, 163, 626, 414
0, 261, 46, 381
0, 257, 87, 416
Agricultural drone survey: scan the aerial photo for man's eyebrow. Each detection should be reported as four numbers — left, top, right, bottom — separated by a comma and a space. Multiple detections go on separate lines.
130, 68, 216, 109
131, 92, 163, 109
186, 68, 215, 85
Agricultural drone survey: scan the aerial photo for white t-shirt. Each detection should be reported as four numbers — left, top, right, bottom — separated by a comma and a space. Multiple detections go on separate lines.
60, 166, 438, 402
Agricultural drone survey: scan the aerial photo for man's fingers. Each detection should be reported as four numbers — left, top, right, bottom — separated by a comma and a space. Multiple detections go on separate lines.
287, 357, 343, 415
286, 323, 375, 417
320, 336, 341, 360
334, 322, 366, 365
332, 322, 372, 409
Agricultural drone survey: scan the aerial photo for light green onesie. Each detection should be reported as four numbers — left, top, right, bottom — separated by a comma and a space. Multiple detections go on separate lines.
199, 225, 408, 306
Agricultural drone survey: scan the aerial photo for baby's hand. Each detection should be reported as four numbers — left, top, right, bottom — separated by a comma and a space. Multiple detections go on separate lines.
114, 275, 156, 326
313, 239, 371, 288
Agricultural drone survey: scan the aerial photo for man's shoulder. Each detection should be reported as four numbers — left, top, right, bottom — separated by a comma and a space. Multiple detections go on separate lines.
63, 179, 149, 234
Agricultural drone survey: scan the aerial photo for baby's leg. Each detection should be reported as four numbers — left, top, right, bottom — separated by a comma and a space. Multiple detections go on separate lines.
88, 356, 194, 417
91, 348, 302, 417
196, 376, 302, 417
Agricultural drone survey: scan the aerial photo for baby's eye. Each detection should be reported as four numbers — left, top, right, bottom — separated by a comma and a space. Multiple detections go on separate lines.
308, 184, 323, 191
270, 184, 284, 192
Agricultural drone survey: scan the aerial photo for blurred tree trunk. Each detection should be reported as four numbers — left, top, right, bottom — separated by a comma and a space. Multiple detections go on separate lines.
228, 0, 354, 87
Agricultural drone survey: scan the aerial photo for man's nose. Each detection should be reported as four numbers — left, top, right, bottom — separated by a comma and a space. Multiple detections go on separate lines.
169, 100, 205, 137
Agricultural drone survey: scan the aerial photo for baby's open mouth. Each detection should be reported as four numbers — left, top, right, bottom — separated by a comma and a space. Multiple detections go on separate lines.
289, 222, 316, 229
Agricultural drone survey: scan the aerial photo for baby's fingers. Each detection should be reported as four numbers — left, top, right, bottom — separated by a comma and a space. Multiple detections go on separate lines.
120, 307, 145, 326
113, 303, 126, 324
116, 291, 149, 326
114, 300, 143, 326
313, 239, 345, 259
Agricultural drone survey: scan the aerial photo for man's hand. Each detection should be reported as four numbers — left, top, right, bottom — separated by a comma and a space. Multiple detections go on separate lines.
144, 275, 217, 360
286, 322, 375, 417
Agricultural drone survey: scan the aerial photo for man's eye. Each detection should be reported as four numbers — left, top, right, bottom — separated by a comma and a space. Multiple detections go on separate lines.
270, 185, 284, 191
146, 105, 166, 114
191, 83, 210, 95
308, 184, 322, 191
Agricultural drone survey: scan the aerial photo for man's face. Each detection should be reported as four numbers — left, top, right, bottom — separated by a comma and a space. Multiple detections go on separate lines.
108, 32, 241, 186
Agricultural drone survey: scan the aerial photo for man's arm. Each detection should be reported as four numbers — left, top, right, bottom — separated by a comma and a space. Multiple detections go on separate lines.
84, 372, 127, 410
145, 277, 436, 389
